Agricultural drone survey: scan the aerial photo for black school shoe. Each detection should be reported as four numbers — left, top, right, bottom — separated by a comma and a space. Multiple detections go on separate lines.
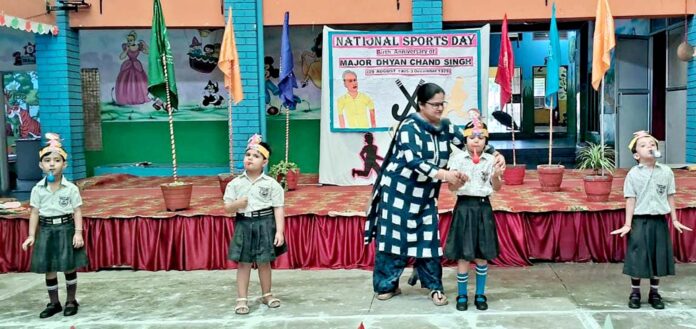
64, 300, 79, 316
474, 294, 488, 311
628, 292, 641, 309
456, 295, 468, 311
39, 303, 62, 318
648, 293, 664, 310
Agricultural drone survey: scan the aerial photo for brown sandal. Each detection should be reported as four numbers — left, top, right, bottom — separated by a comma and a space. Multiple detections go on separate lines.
376, 288, 402, 301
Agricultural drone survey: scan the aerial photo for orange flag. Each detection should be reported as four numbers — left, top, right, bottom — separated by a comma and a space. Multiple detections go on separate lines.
218, 7, 244, 104
591, 0, 615, 91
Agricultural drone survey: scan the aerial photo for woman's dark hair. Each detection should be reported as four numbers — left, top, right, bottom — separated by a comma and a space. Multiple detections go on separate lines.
415, 83, 445, 112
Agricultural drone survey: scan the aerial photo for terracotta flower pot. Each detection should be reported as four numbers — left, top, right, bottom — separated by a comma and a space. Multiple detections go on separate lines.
276, 168, 300, 191
217, 173, 235, 195
583, 174, 613, 202
537, 164, 565, 192
503, 164, 526, 185
160, 182, 193, 211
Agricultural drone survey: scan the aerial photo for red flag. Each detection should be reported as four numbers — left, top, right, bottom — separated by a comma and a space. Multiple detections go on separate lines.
495, 14, 515, 106
357, 322, 365, 329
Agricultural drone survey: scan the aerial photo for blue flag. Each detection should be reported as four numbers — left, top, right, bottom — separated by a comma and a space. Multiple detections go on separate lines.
278, 12, 298, 110
545, 3, 561, 107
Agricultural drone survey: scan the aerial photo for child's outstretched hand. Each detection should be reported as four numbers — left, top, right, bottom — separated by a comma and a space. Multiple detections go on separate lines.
673, 220, 693, 234
273, 232, 285, 246
611, 225, 631, 237
21, 236, 34, 251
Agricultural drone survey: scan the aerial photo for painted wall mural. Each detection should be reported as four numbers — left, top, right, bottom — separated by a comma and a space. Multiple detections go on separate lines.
80, 27, 325, 122
80, 29, 227, 121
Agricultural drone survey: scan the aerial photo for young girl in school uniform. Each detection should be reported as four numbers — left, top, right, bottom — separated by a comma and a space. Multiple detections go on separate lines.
223, 134, 286, 315
21, 133, 88, 318
444, 113, 504, 312
611, 131, 692, 309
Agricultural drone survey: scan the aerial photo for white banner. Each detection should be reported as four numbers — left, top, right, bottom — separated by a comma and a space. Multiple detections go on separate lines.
319, 26, 490, 186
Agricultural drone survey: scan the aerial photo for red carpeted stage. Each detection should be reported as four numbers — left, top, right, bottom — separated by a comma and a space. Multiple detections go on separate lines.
2, 169, 696, 273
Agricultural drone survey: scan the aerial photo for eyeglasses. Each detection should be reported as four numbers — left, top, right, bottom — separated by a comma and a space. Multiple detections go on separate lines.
425, 101, 447, 108
343, 79, 358, 83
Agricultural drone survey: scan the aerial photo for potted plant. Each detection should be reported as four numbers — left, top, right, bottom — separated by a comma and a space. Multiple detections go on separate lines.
576, 142, 615, 201
269, 160, 300, 191
160, 180, 193, 211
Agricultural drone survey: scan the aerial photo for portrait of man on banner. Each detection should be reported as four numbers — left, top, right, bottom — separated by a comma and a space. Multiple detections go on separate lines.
337, 70, 376, 129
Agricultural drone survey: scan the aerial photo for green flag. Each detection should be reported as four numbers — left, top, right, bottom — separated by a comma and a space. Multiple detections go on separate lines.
147, 0, 178, 109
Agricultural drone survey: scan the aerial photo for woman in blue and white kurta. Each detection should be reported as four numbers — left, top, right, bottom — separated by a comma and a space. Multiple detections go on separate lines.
364, 83, 503, 306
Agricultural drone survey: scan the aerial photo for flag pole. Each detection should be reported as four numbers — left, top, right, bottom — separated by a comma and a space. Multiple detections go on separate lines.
162, 53, 178, 182
227, 76, 234, 174
508, 100, 517, 166
548, 98, 553, 166
285, 105, 290, 163
600, 76, 605, 176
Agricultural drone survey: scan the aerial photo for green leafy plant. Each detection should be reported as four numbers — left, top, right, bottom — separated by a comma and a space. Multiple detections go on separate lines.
269, 160, 299, 178
269, 160, 299, 190
576, 143, 615, 175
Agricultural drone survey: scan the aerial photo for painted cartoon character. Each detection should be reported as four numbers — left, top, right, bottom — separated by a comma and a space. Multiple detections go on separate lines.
264, 56, 281, 115
188, 37, 203, 56
12, 52, 22, 66
352, 132, 384, 178
202, 80, 224, 106
115, 30, 150, 105
300, 32, 322, 89
203, 44, 216, 57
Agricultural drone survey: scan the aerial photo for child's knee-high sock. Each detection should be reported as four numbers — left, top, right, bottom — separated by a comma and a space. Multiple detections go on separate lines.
649, 277, 659, 295
65, 272, 77, 302
46, 278, 59, 304
631, 277, 641, 295
475, 263, 488, 298
457, 272, 469, 298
